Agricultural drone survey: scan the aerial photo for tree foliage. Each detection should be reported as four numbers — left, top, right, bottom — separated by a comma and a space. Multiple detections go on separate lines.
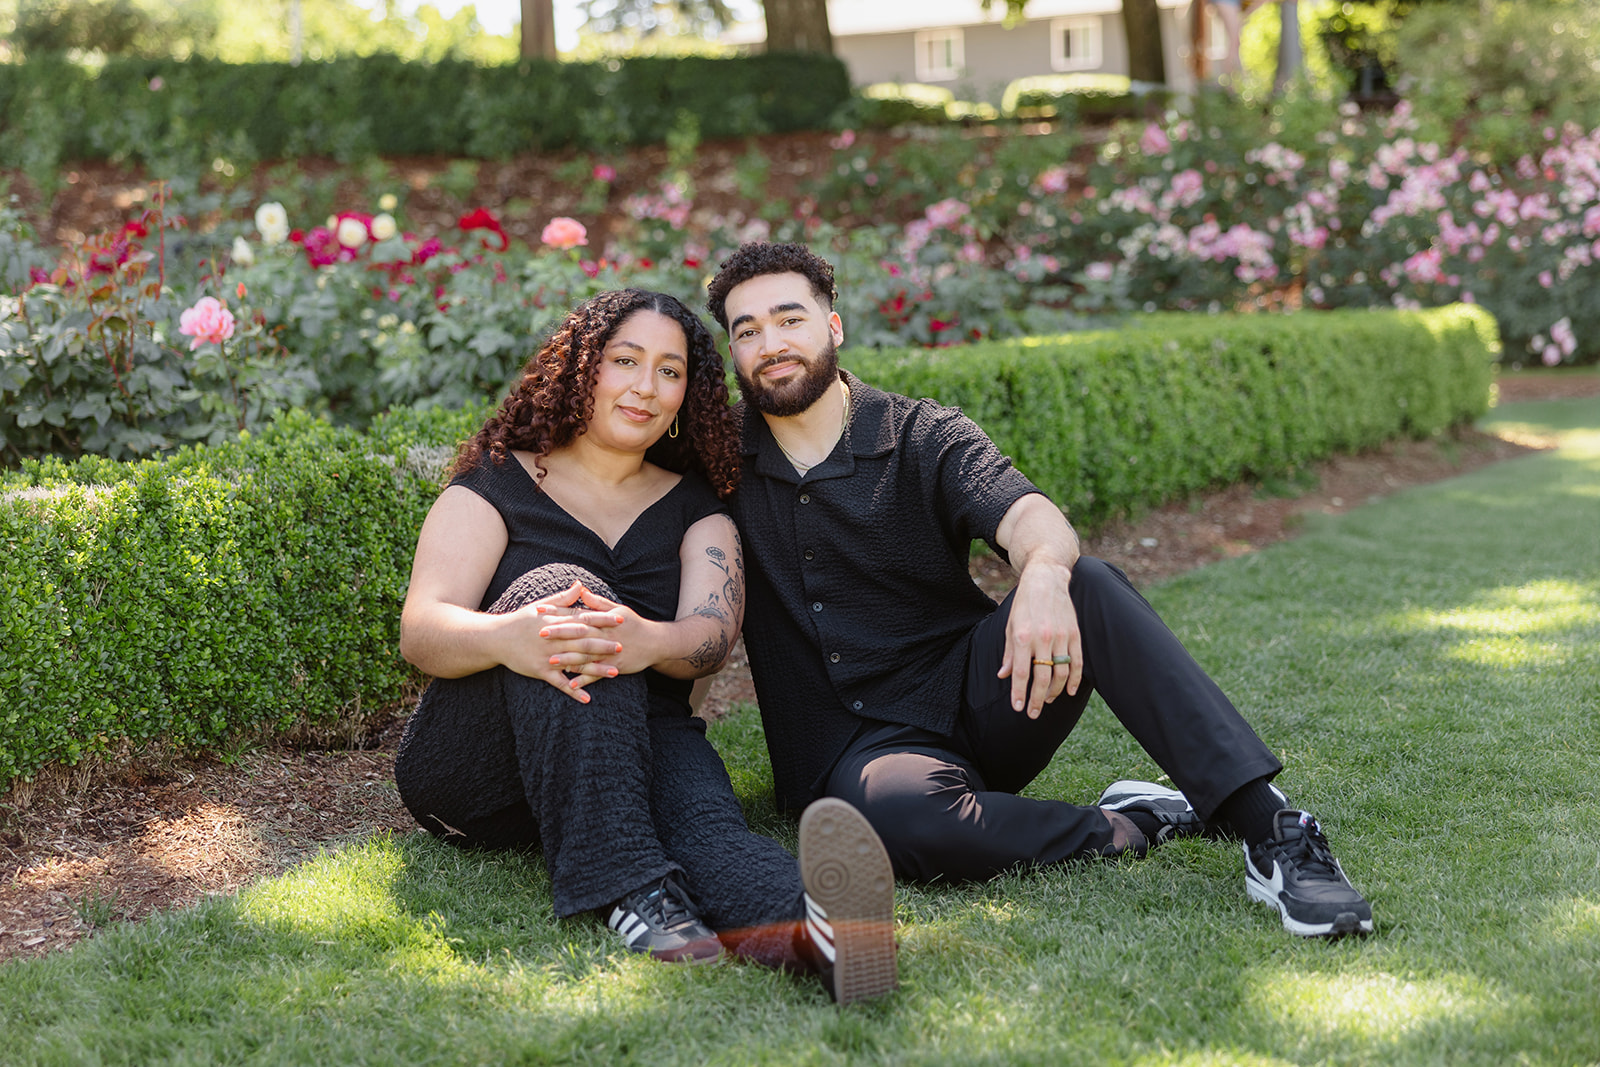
0, 0, 516, 63
578, 0, 739, 38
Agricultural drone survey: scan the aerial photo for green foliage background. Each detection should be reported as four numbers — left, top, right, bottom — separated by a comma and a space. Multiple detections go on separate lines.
0, 50, 853, 177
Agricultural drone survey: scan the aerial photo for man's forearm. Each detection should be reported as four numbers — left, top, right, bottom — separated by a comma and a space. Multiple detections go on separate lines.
996, 493, 1081, 577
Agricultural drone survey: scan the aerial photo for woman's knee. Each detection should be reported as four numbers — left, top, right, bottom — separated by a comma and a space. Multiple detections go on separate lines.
490, 562, 618, 614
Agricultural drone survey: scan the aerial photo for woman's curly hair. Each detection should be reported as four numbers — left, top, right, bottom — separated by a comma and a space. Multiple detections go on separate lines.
451, 289, 740, 497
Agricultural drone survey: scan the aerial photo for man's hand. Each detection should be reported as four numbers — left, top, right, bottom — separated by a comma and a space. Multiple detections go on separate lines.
993, 493, 1083, 718
997, 560, 1081, 717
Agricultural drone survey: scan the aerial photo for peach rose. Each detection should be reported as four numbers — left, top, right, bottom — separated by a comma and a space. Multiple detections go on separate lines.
541, 216, 588, 250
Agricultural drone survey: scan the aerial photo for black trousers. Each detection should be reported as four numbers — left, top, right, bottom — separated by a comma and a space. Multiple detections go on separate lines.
393, 564, 805, 966
824, 556, 1282, 882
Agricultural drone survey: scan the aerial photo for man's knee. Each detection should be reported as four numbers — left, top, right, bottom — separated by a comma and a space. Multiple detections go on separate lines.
844, 779, 983, 881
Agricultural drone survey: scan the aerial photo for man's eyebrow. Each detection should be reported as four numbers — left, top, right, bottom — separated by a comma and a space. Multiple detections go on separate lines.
729, 302, 809, 332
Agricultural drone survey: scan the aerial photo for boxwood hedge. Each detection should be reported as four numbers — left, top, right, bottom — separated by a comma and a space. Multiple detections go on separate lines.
0, 305, 1496, 788
0, 51, 852, 175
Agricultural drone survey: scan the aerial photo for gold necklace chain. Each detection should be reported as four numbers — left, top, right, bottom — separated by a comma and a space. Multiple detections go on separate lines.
775, 382, 851, 475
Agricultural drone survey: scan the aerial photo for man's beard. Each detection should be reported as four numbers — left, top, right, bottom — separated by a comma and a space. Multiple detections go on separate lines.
736, 337, 840, 418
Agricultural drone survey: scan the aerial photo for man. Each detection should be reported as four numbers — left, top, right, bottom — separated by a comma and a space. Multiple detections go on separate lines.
705, 242, 1373, 939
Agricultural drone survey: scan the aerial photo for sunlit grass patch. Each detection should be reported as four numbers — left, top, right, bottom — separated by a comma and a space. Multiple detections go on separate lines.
1247, 969, 1506, 1043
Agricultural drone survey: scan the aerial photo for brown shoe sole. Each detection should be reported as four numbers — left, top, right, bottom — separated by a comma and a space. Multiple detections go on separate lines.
799, 797, 898, 1005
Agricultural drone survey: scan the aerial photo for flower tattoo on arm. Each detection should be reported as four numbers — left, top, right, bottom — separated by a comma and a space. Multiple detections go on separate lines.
682, 541, 743, 671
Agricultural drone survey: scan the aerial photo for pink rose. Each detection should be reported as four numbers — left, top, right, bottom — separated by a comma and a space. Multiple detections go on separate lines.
541, 216, 588, 250
1140, 123, 1171, 156
1037, 166, 1069, 195
592, 164, 617, 183
178, 297, 235, 351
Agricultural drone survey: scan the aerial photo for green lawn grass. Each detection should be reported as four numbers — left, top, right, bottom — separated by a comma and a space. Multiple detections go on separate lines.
2, 394, 1596, 1066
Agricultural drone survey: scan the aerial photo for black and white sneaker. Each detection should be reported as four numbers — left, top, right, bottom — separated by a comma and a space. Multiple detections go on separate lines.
798, 798, 898, 1005
1245, 810, 1374, 938
606, 874, 723, 963
1097, 779, 1204, 844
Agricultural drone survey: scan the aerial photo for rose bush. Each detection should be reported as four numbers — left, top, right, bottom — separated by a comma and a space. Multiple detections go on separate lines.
0, 198, 311, 461
9, 85, 1596, 465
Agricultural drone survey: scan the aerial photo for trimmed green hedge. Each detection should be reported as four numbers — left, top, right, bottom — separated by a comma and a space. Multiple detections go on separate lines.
849, 304, 1498, 527
0, 52, 852, 173
0, 404, 483, 786
0, 306, 1495, 788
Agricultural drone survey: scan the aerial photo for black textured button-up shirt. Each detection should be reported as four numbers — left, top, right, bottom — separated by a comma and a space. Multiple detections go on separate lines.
729, 371, 1040, 810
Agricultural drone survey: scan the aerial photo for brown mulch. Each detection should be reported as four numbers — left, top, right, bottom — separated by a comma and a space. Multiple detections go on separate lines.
5, 378, 1588, 966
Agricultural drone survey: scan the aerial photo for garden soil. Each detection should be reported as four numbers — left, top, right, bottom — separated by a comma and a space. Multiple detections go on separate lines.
3, 140, 1598, 966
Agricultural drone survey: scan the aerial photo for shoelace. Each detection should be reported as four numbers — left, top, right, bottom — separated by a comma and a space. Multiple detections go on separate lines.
1282, 820, 1340, 879
635, 879, 694, 932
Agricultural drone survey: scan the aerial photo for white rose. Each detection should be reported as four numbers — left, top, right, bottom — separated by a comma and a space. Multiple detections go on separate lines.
231, 235, 255, 267
336, 217, 368, 249
378, 193, 398, 212
254, 202, 289, 245
370, 213, 398, 241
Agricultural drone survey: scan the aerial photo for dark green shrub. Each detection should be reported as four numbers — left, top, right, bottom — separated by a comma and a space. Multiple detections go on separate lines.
0, 404, 483, 786
0, 305, 1495, 787
0, 52, 852, 180
849, 304, 1497, 527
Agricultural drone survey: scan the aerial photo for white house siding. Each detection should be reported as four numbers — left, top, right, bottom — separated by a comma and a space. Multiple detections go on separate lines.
726, 1, 1203, 101
836, 17, 1137, 103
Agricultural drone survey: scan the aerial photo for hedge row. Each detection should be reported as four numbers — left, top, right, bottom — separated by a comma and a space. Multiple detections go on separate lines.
852, 305, 1498, 528
0, 404, 483, 787
0, 305, 1496, 787
0, 52, 852, 173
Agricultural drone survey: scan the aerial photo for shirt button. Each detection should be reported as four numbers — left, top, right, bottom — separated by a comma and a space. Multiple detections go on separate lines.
799, 494, 810, 504
803, 549, 815, 561
830, 652, 841, 663
812, 602, 823, 612
852, 701, 863, 710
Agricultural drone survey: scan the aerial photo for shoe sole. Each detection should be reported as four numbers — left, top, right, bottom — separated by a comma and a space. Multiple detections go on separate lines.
1097, 780, 1204, 842
799, 798, 898, 1005
1097, 780, 1189, 810
1245, 867, 1374, 938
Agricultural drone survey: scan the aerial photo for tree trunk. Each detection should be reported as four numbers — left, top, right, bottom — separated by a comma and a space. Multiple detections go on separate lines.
764, 0, 833, 55
1121, 0, 1167, 83
520, 0, 557, 60
1274, 1, 1303, 92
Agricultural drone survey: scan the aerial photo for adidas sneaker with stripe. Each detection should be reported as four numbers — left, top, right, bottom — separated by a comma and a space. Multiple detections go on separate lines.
798, 797, 898, 1005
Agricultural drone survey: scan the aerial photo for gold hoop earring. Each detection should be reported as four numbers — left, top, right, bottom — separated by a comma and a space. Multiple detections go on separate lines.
668, 415, 680, 439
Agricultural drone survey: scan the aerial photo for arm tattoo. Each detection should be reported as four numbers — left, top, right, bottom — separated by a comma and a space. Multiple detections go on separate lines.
679, 540, 740, 670
705, 540, 745, 615
683, 630, 731, 671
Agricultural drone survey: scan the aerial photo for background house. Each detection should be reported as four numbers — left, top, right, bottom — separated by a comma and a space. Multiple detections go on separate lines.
726, 0, 1218, 103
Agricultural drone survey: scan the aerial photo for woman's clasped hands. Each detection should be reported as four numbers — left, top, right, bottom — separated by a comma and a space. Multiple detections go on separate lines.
519, 580, 654, 702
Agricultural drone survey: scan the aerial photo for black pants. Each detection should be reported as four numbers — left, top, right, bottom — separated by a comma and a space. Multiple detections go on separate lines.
393, 564, 805, 966
825, 556, 1282, 882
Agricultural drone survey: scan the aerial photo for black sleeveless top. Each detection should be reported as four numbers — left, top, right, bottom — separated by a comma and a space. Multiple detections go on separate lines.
451, 454, 727, 708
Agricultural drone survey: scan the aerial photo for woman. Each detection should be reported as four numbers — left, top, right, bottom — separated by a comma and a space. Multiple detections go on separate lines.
393, 289, 895, 1002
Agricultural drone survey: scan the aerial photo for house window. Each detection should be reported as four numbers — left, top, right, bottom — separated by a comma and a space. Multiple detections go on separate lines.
914, 28, 964, 82
1050, 17, 1103, 72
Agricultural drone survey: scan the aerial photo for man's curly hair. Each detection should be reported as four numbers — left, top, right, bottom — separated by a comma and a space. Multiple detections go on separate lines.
451, 289, 740, 497
705, 241, 838, 332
